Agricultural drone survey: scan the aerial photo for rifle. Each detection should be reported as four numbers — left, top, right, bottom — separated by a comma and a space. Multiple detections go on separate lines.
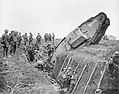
94, 61, 108, 94
71, 64, 87, 94
65, 57, 72, 70
57, 54, 69, 79
83, 62, 98, 94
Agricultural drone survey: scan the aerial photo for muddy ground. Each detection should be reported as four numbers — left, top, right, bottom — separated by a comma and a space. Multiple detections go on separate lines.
0, 40, 119, 94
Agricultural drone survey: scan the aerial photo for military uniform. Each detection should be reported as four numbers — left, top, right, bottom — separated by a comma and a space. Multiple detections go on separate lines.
9, 31, 18, 55
1, 29, 9, 58
108, 51, 119, 89
58, 68, 67, 89
44, 33, 48, 43
36, 33, 42, 48
68, 71, 77, 93
52, 33, 55, 42
108, 51, 119, 78
23, 33, 28, 46
29, 33, 33, 46
17, 33, 22, 48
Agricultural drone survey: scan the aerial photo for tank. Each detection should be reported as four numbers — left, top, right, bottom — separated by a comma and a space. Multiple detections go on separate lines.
51, 12, 110, 79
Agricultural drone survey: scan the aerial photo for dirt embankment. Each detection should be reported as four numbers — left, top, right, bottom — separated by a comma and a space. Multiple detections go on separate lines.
53, 40, 119, 94
0, 49, 59, 94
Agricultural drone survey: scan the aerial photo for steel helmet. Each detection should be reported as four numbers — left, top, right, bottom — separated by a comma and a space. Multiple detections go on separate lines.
68, 67, 72, 70
4, 29, 8, 33
114, 51, 119, 56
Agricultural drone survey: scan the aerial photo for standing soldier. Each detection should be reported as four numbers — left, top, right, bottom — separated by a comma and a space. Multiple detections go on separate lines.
44, 33, 48, 43
9, 30, 14, 56
12, 31, 18, 55
17, 32, 22, 48
36, 33, 42, 48
49, 33, 52, 42
29, 32, 33, 46
44, 33, 46, 43
9, 31, 18, 55
52, 33, 55, 42
1, 29, 9, 59
23, 33, 28, 46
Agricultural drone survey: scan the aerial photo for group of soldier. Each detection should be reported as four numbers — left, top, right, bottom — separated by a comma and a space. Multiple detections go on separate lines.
57, 66, 78, 93
44, 33, 55, 43
56, 51, 119, 93
0, 29, 55, 59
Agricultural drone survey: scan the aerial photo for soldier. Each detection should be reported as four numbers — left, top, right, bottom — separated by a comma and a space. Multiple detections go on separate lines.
46, 43, 52, 57
27, 46, 35, 62
65, 67, 72, 90
58, 68, 67, 89
36, 33, 42, 48
17, 32, 22, 48
1, 29, 9, 59
13, 31, 18, 55
49, 33, 52, 42
68, 70, 78, 93
44, 33, 48, 43
108, 51, 119, 90
108, 51, 119, 78
9, 30, 14, 56
52, 33, 55, 42
23, 33, 28, 46
9, 31, 18, 55
29, 32, 33, 46
66, 67, 72, 75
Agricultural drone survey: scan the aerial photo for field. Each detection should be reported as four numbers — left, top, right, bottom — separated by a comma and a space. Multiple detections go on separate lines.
0, 39, 119, 94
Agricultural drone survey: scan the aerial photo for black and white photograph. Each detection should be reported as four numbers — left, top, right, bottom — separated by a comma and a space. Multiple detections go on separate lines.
0, 0, 119, 94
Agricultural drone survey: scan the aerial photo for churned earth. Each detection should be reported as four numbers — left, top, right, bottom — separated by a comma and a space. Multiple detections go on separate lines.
0, 40, 119, 94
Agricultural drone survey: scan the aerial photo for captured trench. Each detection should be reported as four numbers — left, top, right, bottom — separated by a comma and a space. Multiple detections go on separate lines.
53, 43, 119, 94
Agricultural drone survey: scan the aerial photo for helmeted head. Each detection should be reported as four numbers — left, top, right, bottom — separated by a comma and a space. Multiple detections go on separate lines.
73, 70, 77, 74
112, 51, 119, 64
4, 29, 9, 33
25, 33, 27, 35
113, 51, 119, 57
11, 30, 14, 34
68, 67, 72, 70
62, 67, 66, 71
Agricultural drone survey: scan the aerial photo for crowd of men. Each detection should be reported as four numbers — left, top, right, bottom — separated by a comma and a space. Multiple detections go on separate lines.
1, 29, 119, 93
57, 67, 78, 93
0, 29, 55, 59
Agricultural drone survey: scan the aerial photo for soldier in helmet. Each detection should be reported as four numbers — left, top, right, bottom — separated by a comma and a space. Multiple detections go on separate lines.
17, 32, 22, 48
36, 33, 42, 49
1, 29, 9, 59
65, 67, 72, 91
108, 51, 119, 90
22, 33, 28, 46
9, 31, 18, 55
66, 67, 72, 75
108, 51, 119, 78
68, 70, 78, 93
52, 33, 55, 42
57, 68, 67, 88
29, 32, 33, 46
60, 67, 72, 91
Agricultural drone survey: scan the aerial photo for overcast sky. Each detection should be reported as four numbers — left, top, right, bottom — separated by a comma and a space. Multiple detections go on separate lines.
0, 0, 119, 39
